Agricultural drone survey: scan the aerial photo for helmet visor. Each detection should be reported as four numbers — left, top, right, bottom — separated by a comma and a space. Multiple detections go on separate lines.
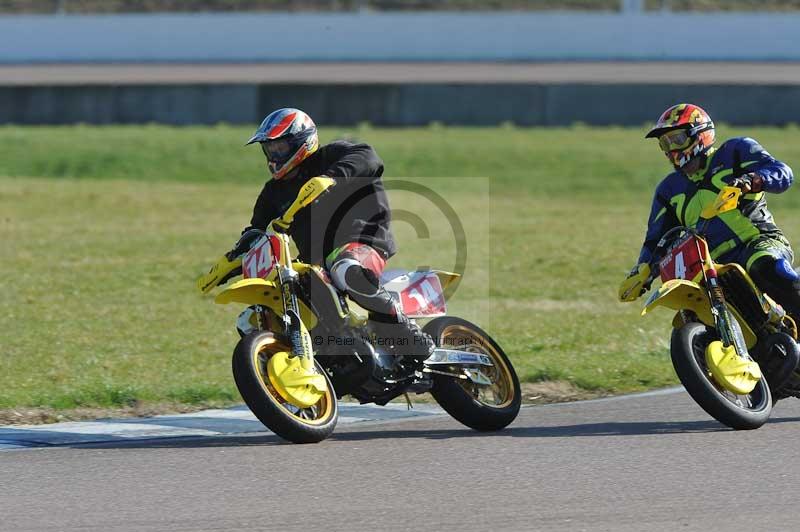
658, 129, 692, 153
261, 138, 294, 165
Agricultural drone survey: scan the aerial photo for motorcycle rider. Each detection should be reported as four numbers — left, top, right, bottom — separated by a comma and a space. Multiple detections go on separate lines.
618, 103, 800, 320
221, 108, 433, 359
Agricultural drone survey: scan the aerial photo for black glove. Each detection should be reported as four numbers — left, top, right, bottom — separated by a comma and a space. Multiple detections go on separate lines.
225, 228, 264, 260
730, 173, 764, 194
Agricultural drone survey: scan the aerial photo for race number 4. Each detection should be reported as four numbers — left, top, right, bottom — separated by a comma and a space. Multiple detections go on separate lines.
674, 252, 686, 280
659, 234, 705, 283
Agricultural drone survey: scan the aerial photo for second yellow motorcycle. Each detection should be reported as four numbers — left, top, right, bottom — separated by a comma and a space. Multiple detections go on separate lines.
641, 186, 800, 429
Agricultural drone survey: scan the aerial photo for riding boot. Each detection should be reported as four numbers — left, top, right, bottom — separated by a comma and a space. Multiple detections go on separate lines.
355, 287, 434, 360
750, 256, 800, 324
335, 264, 433, 359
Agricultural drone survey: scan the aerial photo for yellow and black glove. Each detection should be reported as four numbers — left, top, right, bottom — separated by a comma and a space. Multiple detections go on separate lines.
618, 263, 651, 303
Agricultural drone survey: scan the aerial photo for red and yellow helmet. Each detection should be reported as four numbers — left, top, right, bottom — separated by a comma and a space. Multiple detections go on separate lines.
645, 103, 715, 170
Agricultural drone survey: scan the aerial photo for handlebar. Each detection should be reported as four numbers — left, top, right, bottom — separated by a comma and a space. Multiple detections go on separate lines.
270, 176, 336, 232
226, 228, 266, 260
651, 185, 743, 267
644, 225, 696, 288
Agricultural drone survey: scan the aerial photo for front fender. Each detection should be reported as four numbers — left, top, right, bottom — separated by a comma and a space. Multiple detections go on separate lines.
641, 279, 712, 322
642, 279, 757, 348
215, 278, 317, 329
215, 278, 281, 306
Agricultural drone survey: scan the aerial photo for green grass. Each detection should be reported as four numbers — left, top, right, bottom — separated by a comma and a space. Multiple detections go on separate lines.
10, 124, 800, 196
3, 124, 800, 409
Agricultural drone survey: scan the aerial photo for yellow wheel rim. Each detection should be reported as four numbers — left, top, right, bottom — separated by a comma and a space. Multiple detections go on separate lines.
438, 325, 516, 409
251, 338, 334, 426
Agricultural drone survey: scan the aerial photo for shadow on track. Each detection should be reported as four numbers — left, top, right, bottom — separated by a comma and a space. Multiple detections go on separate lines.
333, 417, 800, 442
70, 415, 800, 450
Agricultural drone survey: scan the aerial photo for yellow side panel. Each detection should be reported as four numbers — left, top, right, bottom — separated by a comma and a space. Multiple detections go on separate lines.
433, 270, 462, 297
716, 263, 767, 310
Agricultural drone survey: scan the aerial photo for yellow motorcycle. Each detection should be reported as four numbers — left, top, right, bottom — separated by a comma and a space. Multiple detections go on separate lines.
198, 177, 521, 443
640, 186, 800, 429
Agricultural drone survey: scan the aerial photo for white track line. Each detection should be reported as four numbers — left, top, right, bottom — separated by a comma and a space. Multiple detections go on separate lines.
0, 387, 685, 451
0, 403, 444, 450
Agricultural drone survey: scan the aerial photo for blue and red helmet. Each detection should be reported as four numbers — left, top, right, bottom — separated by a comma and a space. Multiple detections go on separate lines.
247, 108, 319, 180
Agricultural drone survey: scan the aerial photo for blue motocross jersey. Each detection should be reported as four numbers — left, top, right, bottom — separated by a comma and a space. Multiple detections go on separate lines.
637, 137, 793, 267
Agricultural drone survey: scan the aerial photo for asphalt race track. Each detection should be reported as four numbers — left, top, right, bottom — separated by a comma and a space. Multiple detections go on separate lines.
3, 389, 800, 532
3, 62, 800, 85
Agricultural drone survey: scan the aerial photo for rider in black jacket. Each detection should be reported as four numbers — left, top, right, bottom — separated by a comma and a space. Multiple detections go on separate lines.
230, 108, 432, 358
247, 138, 395, 265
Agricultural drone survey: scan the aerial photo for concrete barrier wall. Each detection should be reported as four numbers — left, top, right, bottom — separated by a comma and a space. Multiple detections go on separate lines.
1, 12, 800, 62
3, 83, 800, 126
0, 85, 258, 125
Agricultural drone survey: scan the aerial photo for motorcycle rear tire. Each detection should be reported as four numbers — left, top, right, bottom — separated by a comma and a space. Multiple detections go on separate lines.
425, 317, 521, 431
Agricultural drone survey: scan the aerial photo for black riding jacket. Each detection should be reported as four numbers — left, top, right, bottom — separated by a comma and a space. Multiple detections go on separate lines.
247, 141, 396, 265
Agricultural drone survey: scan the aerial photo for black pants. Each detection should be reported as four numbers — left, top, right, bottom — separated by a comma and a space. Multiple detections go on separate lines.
749, 256, 800, 321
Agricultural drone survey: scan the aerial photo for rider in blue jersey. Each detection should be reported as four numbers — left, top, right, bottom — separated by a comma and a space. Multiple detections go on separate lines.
619, 103, 800, 320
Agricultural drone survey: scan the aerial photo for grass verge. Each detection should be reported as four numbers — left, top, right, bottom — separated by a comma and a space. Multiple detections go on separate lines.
2, 124, 800, 417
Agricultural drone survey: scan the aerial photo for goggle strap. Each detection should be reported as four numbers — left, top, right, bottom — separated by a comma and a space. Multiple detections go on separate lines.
687, 121, 714, 135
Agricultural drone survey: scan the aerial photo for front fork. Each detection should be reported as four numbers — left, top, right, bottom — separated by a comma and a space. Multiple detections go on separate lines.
705, 268, 751, 360
277, 266, 316, 370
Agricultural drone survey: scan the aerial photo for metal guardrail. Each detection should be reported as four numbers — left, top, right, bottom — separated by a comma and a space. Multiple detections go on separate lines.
3, 10, 799, 62
6, 1, 621, 14
2, 1, 799, 15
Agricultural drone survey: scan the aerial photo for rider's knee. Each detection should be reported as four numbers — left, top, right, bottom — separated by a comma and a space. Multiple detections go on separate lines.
329, 258, 380, 297
750, 256, 800, 291
774, 257, 800, 282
